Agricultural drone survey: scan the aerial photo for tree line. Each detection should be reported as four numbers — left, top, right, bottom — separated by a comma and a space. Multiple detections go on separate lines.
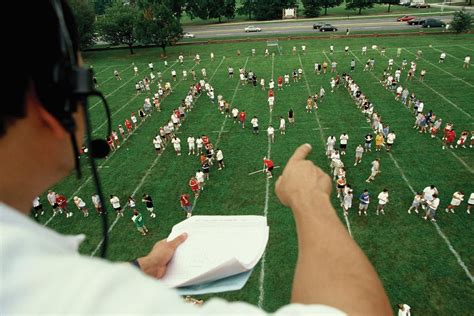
70, 0, 472, 53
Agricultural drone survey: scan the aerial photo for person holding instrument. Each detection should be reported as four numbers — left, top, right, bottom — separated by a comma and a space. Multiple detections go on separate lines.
0, 1, 391, 314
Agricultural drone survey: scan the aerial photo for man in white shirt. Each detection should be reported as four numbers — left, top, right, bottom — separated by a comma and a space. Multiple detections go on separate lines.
187, 136, 195, 156
423, 185, 438, 202
339, 133, 349, 155
0, 4, 391, 315
267, 125, 275, 143
376, 189, 389, 215
386, 131, 396, 151
397, 303, 411, 316
463, 55, 471, 69
251, 116, 259, 135
279, 117, 286, 135
172, 137, 181, 156
423, 194, 440, 222
216, 148, 225, 170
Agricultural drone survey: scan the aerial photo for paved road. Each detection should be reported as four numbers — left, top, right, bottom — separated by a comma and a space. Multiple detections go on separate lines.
183, 15, 452, 38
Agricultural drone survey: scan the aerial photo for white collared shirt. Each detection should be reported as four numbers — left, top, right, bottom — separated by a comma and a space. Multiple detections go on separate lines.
0, 202, 344, 315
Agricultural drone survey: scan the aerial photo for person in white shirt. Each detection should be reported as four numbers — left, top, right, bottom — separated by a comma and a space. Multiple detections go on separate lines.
178, 54, 184, 64
109, 195, 123, 217
423, 185, 438, 202
91, 193, 103, 214
386, 131, 396, 152
407, 192, 424, 214
187, 136, 195, 156
445, 191, 464, 214
397, 303, 411, 316
354, 144, 364, 166
463, 55, 471, 69
194, 54, 200, 64
195, 137, 204, 154
366, 158, 380, 183
439, 52, 446, 63
210, 52, 215, 61
171, 137, 181, 156
251, 116, 259, 135
32, 196, 44, 218
153, 136, 162, 155
216, 148, 224, 170
47, 190, 60, 215
201, 67, 207, 79
133, 65, 138, 76
267, 125, 275, 143
73, 196, 89, 217
0, 6, 392, 315
339, 133, 349, 155
279, 117, 286, 135
376, 189, 389, 215
362, 46, 367, 55
148, 62, 154, 72
423, 194, 440, 222
232, 108, 239, 123
466, 192, 474, 214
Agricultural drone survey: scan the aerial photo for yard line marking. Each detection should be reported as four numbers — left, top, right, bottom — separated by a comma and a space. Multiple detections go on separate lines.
350, 51, 473, 174
90, 155, 162, 257
96, 64, 134, 87
90, 57, 228, 253
309, 53, 353, 237
456, 45, 474, 53
43, 118, 149, 227
381, 51, 472, 119
433, 222, 474, 283
92, 62, 196, 134
94, 65, 112, 76
403, 48, 474, 88
90, 61, 178, 111
387, 153, 473, 283
430, 46, 465, 63
258, 54, 274, 310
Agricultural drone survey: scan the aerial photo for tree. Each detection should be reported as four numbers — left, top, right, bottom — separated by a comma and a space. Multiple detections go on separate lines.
97, 0, 139, 54
302, 0, 322, 17
451, 10, 472, 33
136, 1, 182, 55
238, 0, 256, 19
164, 0, 186, 19
186, 0, 235, 23
379, 0, 399, 12
318, 0, 343, 16
94, 0, 113, 15
346, 0, 375, 15
254, 0, 298, 20
69, 0, 96, 49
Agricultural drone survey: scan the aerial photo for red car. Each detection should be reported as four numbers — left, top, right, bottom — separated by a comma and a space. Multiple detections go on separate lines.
397, 15, 416, 22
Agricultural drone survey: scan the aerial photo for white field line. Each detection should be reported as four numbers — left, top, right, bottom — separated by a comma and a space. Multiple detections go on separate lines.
351, 51, 473, 175
90, 61, 178, 110
387, 153, 473, 283
391, 51, 471, 118
342, 57, 473, 283
403, 48, 474, 88
89, 57, 228, 256
456, 45, 474, 52
318, 52, 353, 237
94, 65, 112, 76
96, 64, 134, 87
43, 118, 149, 227
90, 155, 162, 257
258, 54, 274, 310
92, 61, 195, 134
430, 46, 465, 63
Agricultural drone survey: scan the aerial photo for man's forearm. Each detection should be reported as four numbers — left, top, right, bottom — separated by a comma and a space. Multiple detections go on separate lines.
291, 194, 391, 315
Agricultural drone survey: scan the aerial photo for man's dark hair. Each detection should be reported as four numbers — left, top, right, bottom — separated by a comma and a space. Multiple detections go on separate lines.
2, 1, 79, 137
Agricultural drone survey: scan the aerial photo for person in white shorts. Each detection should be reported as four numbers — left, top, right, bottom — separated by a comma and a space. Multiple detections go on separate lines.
376, 189, 389, 215
187, 136, 195, 155
445, 191, 464, 214
172, 137, 181, 156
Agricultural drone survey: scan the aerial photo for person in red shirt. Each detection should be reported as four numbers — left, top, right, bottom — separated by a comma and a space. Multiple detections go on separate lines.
239, 110, 246, 128
268, 89, 274, 98
125, 119, 133, 134
189, 177, 200, 196
443, 129, 456, 149
106, 136, 115, 152
180, 193, 193, 218
56, 194, 73, 218
263, 157, 274, 179
277, 76, 283, 90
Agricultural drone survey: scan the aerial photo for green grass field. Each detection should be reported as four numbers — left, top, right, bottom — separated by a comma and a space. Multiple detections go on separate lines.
38, 33, 473, 315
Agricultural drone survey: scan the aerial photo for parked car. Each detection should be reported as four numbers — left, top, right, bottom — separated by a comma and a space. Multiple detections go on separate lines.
313, 22, 325, 29
399, 0, 411, 6
182, 32, 195, 38
320, 24, 338, 32
407, 18, 425, 25
244, 25, 262, 32
410, 2, 430, 7
397, 15, 416, 22
422, 18, 446, 27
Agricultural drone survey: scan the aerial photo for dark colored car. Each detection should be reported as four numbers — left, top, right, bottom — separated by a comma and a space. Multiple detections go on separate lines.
422, 18, 446, 28
320, 24, 338, 32
313, 22, 325, 29
407, 19, 425, 25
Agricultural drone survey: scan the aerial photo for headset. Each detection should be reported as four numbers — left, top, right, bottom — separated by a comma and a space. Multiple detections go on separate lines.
40, 0, 112, 258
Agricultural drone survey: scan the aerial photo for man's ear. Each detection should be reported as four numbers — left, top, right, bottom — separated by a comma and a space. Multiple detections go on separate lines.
27, 83, 69, 140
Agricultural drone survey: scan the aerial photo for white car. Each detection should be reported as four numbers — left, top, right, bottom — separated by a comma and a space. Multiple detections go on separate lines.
244, 25, 262, 32
182, 32, 195, 38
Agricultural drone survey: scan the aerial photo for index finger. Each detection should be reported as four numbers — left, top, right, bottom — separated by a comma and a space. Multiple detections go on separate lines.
167, 233, 188, 249
287, 143, 312, 165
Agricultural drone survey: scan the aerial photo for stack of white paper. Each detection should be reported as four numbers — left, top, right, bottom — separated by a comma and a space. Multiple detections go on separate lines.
161, 215, 269, 288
